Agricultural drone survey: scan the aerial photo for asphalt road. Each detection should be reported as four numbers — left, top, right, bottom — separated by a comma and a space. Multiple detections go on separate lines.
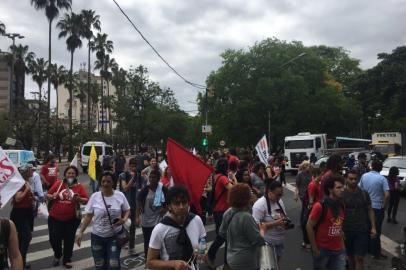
1, 164, 403, 269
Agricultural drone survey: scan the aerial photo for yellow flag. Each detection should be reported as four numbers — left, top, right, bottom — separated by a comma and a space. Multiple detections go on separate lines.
88, 144, 97, 181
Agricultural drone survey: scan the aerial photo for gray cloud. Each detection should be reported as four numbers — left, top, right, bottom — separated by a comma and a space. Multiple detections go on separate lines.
1, 0, 406, 112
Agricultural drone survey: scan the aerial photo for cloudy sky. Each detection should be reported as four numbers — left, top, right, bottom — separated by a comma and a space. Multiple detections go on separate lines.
1, 0, 405, 113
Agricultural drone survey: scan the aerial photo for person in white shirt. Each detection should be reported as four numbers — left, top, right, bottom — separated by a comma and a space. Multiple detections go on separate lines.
252, 181, 291, 266
147, 185, 206, 270
76, 171, 130, 270
29, 163, 44, 201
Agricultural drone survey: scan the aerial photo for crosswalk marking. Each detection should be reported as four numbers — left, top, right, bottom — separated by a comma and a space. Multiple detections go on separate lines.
27, 218, 216, 268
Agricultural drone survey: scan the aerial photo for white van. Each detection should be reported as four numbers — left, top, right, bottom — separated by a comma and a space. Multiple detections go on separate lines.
4, 150, 39, 168
81, 141, 113, 172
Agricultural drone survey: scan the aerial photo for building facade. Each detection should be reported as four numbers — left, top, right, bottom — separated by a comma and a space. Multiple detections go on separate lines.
57, 69, 117, 134
0, 56, 11, 115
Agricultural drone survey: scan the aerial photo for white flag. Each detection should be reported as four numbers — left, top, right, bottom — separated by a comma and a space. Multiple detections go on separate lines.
255, 135, 270, 166
159, 160, 168, 172
70, 152, 78, 168
0, 147, 25, 208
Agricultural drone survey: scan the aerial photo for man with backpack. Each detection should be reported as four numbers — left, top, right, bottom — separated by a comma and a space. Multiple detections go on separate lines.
306, 175, 346, 270
146, 185, 206, 270
119, 158, 141, 255
342, 169, 377, 270
0, 218, 23, 269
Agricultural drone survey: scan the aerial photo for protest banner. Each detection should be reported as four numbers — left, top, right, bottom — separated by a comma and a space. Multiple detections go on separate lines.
255, 135, 270, 165
0, 147, 25, 207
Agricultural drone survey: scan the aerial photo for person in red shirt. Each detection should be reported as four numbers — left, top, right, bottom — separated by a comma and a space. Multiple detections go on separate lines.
318, 155, 342, 201
207, 158, 233, 268
306, 175, 346, 270
308, 167, 322, 208
10, 164, 35, 269
46, 165, 88, 268
40, 153, 59, 191
160, 166, 172, 188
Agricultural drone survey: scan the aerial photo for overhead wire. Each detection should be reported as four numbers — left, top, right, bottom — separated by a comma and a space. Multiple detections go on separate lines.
111, 0, 207, 90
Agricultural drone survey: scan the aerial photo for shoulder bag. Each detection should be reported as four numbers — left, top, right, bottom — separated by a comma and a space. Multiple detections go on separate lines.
101, 193, 129, 248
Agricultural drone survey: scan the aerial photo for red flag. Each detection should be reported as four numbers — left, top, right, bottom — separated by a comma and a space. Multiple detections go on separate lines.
166, 138, 213, 215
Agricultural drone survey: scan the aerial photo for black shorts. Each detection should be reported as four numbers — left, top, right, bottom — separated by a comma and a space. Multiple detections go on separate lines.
344, 231, 369, 256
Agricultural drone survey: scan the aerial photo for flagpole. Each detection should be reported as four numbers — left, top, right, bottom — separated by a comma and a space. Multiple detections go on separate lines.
268, 110, 271, 153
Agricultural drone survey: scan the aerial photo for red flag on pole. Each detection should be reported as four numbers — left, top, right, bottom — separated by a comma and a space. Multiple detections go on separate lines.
166, 138, 213, 215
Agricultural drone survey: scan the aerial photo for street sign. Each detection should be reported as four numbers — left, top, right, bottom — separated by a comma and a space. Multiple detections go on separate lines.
98, 120, 110, 124
219, 140, 226, 146
202, 125, 212, 133
5, 137, 16, 146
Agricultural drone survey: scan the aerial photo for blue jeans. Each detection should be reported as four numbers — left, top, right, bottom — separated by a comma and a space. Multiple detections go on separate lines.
313, 249, 346, 270
91, 233, 121, 270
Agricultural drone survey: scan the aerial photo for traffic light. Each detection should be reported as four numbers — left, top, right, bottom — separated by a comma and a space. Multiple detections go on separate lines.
202, 138, 208, 146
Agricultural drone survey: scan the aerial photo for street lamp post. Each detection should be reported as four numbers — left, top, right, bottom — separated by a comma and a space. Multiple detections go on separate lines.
267, 52, 306, 153
4, 33, 24, 128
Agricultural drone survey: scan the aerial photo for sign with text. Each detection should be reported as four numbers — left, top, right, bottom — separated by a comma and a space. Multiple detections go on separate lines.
0, 147, 25, 208
255, 135, 270, 166
202, 125, 212, 133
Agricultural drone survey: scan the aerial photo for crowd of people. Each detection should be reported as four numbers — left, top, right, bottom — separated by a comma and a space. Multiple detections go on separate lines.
0, 148, 402, 270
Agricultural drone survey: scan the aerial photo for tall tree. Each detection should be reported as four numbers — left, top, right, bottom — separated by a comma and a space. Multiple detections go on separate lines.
81, 9, 101, 130
49, 63, 67, 122
50, 63, 67, 161
29, 57, 48, 155
91, 33, 113, 134
72, 73, 87, 125
57, 12, 83, 160
0, 21, 5, 35
9, 44, 35, 105
30, 0, 72, 157
95, 54, 117, 135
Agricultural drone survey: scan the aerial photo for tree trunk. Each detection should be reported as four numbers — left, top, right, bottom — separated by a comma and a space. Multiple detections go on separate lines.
56, 84, 61, 162
100, 76, 104, 135
68, 51, 74, 160
87, 41, 92, 131
45, 20, 52, 158
37, 84, 42, 158
107, 79, 112, 136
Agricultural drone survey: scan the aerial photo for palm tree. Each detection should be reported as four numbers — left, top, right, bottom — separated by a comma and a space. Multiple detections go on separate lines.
95, 54, 117, 135
0, 21, 5, 35
91, 33, 113, 134
29, 58, 49, 156
50, 63, 67, 161
57, 12, 83, 160
30, 0, 72, 157
9, 44, 35, 105
49, 64, 67, 122
72, 73, 87, 125
81, 9, 101, 130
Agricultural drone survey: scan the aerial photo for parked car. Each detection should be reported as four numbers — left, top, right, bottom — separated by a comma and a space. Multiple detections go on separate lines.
380, 156, 406, 192
4, 150, 39, 168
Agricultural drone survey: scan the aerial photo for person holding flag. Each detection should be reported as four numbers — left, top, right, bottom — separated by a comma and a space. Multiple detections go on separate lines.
88, 145, 102, 193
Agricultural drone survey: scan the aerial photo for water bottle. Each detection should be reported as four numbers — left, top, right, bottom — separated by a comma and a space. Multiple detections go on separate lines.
198, 237, 207, 263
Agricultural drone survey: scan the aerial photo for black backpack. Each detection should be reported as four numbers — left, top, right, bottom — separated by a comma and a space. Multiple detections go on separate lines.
207, 174, 227, 213
0, 219, 10, 270
102, 156, 112, 170
160, 213, 196, 262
